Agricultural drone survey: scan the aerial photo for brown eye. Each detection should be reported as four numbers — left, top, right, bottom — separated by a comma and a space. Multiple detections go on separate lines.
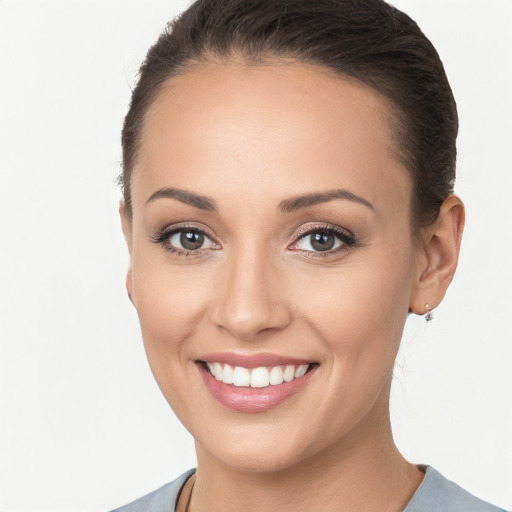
180, 230, 205, 250
160, 229, 218, 252
309, 232, 335, 251
294, 230, 345, 252
152, 225, 221, 255
289, 226, 356, 255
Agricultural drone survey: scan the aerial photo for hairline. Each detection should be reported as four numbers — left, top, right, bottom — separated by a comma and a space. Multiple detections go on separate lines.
124, 53, 427, 238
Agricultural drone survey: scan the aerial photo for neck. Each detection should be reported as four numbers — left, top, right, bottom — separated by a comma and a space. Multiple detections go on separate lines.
188, 394, 423, 512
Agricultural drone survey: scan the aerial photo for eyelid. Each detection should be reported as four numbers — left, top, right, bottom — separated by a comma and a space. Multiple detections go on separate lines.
292, 222, 353, 239
152, 221, 217, 239
288, 223, 356, 254
150, 221, 355, 257
150, 222, 221, 252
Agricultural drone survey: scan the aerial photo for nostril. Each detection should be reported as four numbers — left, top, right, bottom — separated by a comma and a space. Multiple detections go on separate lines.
211, 300, 293, 341
209, 261, 293, 339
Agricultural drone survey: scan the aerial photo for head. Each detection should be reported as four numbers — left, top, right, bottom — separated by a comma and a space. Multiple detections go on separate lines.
119, 0, 464, 472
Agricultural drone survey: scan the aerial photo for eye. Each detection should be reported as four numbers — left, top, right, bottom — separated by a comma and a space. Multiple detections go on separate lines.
168, 230, 211, 251
289, 226, 355, 254
152, 226, 219, 255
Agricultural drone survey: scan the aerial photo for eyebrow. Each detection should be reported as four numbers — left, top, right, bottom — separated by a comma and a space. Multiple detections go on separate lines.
278, 189, 374, 213
145, 187, 374, 213
145, 187, 218, 212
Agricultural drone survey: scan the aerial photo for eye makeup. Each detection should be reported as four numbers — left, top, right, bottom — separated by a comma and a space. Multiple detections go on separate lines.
288, 222, 357, 259
149, 220, 358, 260
149, 222, 221, 257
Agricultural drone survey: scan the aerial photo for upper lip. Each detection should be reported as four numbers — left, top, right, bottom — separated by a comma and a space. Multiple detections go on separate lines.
198, 352, 315, 368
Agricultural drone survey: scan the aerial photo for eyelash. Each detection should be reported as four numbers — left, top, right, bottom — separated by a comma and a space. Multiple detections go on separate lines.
290, 224, 356, 258
150, 223, 356, 258
150, 223, 218, 258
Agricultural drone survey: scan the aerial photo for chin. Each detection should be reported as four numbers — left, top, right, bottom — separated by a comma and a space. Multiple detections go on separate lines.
210, 444, 303, 473
195, 421, 316, 473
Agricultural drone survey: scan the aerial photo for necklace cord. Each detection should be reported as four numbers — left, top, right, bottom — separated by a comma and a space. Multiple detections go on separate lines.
177, 473, 196, 512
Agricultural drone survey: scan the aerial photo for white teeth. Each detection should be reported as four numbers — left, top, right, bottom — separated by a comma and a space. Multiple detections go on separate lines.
223, 364, 234, 384
250, 367, 270, 388
295, 364, 308, 378
269, 366, 284, 385
283, 365, 295, 383
213, 362, 223, 381
206, 362, 311, 388
233, 366, 251, 387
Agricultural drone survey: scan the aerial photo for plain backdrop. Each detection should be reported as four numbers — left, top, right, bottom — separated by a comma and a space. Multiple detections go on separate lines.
0, 1, 511, 511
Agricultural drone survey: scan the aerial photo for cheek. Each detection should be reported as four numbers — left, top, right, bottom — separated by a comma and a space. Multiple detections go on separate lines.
284, 247, 415, 446
296, 241, 415, 371
130, 252, 215, 385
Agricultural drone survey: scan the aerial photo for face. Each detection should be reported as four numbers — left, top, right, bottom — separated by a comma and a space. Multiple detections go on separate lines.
123, 62, 421, 472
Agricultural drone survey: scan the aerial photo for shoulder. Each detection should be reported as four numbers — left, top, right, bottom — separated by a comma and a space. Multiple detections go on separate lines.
405, 466, 506, 512
109, 469, 196, 512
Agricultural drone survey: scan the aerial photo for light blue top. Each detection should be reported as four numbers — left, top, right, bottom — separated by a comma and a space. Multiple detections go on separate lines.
110, 466, 506, 512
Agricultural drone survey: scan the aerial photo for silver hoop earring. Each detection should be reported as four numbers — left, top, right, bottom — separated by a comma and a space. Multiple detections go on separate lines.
425, 304, 434, 322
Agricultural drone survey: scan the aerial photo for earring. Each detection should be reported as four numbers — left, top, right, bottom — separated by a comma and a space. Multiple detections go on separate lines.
425, 304, 433, 322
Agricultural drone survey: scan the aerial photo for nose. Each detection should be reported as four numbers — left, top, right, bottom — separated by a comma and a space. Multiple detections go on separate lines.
210, 246, 293, 341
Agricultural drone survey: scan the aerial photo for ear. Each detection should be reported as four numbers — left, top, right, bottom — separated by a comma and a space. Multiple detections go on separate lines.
119, 200, 134, 304
410, 195, 465, 316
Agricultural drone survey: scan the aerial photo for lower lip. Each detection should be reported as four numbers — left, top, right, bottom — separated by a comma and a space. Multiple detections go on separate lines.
198, 363, 317, 413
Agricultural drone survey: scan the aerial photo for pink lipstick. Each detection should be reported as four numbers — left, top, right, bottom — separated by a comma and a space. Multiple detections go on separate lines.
197, 352, 317, 412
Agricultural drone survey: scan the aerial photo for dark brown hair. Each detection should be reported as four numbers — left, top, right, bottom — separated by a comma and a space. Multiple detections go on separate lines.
120, 0, 458, 227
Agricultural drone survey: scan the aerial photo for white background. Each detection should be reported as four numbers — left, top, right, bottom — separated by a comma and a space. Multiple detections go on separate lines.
0, 1, 511, 511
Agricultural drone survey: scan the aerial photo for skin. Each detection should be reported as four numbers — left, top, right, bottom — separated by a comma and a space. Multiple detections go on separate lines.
121, 61, 464, 512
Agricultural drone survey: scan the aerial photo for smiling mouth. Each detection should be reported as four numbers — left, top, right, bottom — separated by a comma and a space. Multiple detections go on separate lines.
197, 356, 319, 412
203, 361, 313, 388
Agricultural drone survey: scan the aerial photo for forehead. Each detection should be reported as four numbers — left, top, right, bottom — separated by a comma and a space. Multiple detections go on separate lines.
133, 61, 411, 217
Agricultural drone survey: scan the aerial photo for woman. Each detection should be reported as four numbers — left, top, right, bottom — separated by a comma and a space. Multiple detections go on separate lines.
111, 1, 505, 511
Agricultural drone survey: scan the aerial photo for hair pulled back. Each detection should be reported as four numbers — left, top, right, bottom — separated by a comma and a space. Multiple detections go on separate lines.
121, 0, 458, 227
